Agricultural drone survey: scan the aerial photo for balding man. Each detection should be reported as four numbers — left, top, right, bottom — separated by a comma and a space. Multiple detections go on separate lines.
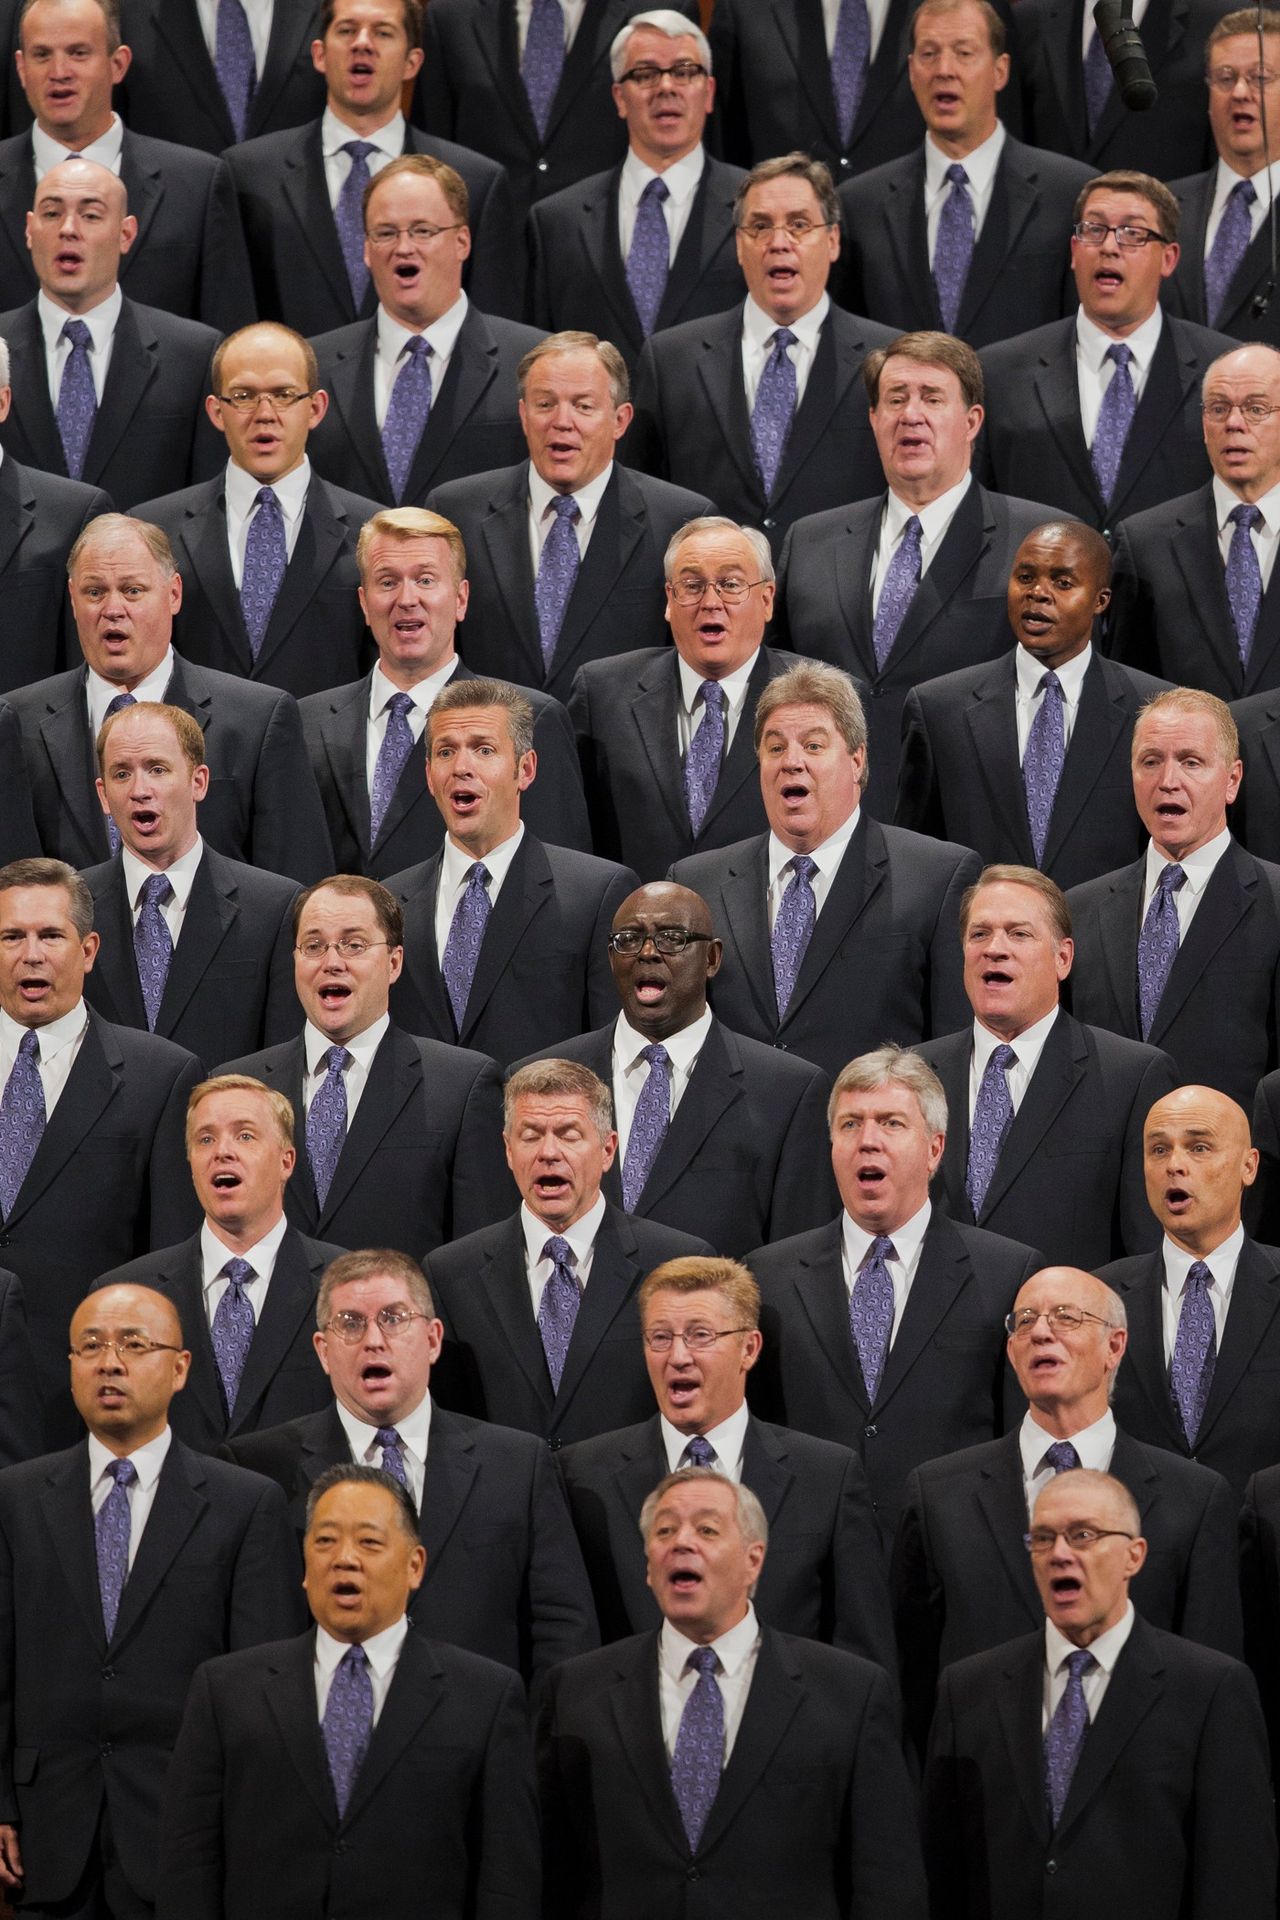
894, 1264, 1242, 1758
0, 157, 222, 504
1104, 1085, 1280, 1501
0, 1282, 296, 1918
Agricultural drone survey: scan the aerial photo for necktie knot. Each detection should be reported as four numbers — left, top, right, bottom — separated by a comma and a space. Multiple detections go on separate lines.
1157, 862, 1187, 896
789, 853, 817, 885
254, 484, 279, 512
682, 1433, 716, 1468
138, 873, 172, 908
865, 1234, 896, 1266
105, 692, 136, 718
945, 162, 970, 186
61, 317, 91, 351
1105, 342, 1132, 373
106, 1457, 137, 1490
375, 1424, 403, 1452
771, 326, 798, 353
991, 1042, 1016, 1073
549, 493, 580, 523
641, 176, 670, 206
343, 138, 376, 162
17, 1031, 38, 1065
1064, 1648, 1095, 1684
386, 691, 413, 720
404, 335, 431, 362
322, 1045, 351, 1076
687, 1644, 718, 1679
1231, 502, 1263, 534
340, 1642, 368, 1676
1044, 1439, 1081, 1474
1236, 176, 1259, 208
543, 1235, 575, 1271
699, 679, 725, 713
1038, 669, 1063, 698
220, 1256, 254, 1290
465, 860, 491, 889
641, 1042, 670, 1072
1187, 1259, 1213, 1295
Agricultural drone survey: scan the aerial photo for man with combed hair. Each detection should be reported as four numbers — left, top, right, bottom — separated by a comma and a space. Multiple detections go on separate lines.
428, 1058, 711, 1448
895, 1264, 1243, 1758
427, 331, 713, 705
537, 1465, 928, 1919
672, 659, 981, 1080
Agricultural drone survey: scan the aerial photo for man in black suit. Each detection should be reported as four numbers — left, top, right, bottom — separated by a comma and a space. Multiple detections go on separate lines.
774, 330, 1058, 819
413, 0, 699, 229
922, 1466, 1276, 1920
917, 864, 1178, 1265
133, 323, 381, 701
117, 0, 325, 156
220, 873, 509, 1257
0, 1281, 297, 1918
0, 331, 110, 689
82, 703, 300, 1066
529, 12, 744, 370
537, 1465, 928, 1920
672, 660, 982, 1080
428, 331, 713, 706
225, 0, 521, 330
897, 520, 1168, 889
979, 171, 1236, 534
385, 678, 637, 1065
302, 504, 590, 877
0, 157, 223, 506
1241, 1454, 1280, 1768
570, 517, 796, 877
838, 0, 1091, 347
157, 1463, 540, 1920
894, 1263, 1244, 1759
750, 1044, 1037, 1544
520, 881, 837, 1253
1164, 11, 1280, 349
1068, 688, 1280, 1109
558, 1253, 896, 1668
97, 1074, 340, 1455
1104, 1083, 1280, 1503
1109, 344, 1280, 696
0, 0, 255, 333
0, 857, 203, 1445
7, 513, 334, 883
1231, 685, 1280, 860
230, 1245, 599, 1678
628, 152, 897, 556
307, 153, 543, 509
427, 1057, 711, 1447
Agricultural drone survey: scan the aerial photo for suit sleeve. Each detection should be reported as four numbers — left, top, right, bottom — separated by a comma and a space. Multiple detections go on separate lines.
926, 847, 984, 1039
524, 1445, 600, 1678
894, 690, 945, 841
706, 0, 752, 168
1118, 1048, 1179, 1256
226, 1477, 304, 1649
148, 1050, 207, 1248
155, 1661, 225, 1920
414, 12, 458, 137
198, 160, 258, 334
263, 887, 304, 1046
829, 1452, 898, 1676
0, 1274, 40, 1467
585, 866, 641, 1026
765, 1067, 841, 1241
889, 1470, 945, 1765
245, 693, 335, 885
921, 1670, 967, 1920
1104, 521, 1160, 674
475, 1670, 542, 1920
846, 1663, 929, 1920
1174, 1468, 1245, 1658
1188, 1661, 1277, 1919
447, 1055, 515, 1238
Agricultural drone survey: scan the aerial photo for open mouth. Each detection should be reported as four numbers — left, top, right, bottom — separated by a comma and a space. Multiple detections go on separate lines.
1018, 606, 1054, 634
1093, 267, 1124, 294
446, 784, 482, 818
96, 1384, 127, 1406
767, 263, 800, 295
667, 1566, 703, 1592
361, 1362, 393, 1385
1154, 802, 1187, 826
129, 807, 160, 836
632, 967, 668, 1006
54, 248, 84, 274
317, 982, 352, 1012
665, 1377, 701, 1408
1050, 1574, 1083, 1600
329, 1578, 364, 1607
534, 1174, 571, 1202
16, 974, 50, 1004
211, 1170, 241, 1191
931, 86, 961, 110
981, 966, 1013, 987
1162, 1184, 1193, 1215
856, 1165, 886, 1190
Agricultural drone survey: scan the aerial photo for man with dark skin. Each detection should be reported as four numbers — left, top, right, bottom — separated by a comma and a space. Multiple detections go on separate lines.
514, 879, 836, 1252
897, 520, 1169, 887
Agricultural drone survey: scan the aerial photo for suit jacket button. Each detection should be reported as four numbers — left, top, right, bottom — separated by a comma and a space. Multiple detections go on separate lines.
1046, 1859, 1058, 1874
686, 1867, 700, 1881
537, 159, 549, 172
774, 1041, 788, 1052
101, 1667, 114, 1681
334, 1840, 348, 1856
864, 1424, 877, 1438
548, 1436, 562, 1451
763, 516, 776, 529
100, 1743, 112, 1757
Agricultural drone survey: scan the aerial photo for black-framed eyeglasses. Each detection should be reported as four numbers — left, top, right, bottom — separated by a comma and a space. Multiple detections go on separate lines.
617, 59, 708, 87
643, 1325, 753, 1352
1072, 219, 1167, 251
608, 926, 715, 956
1024, 1525, 1136, 1555
1005, 1304, 1114, 1336
70, 1337, 183, 1361
322, 1308, 432, 1343
216, 387, 314, 411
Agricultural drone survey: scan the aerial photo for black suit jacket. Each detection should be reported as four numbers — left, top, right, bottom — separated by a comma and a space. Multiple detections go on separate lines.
774, 483, 1060, 819
0, 1436, 297, 1908
1103, 1238, 1280, 1502
893, 1426, 1244, 1758
427, 460, 715, 705
1240, 1460, 1280, 1770
385, 833, 637, 1067
427, 1205, 713, 1448
0, 700, 36, 867
6, 653, 334, 884
896, 648, 1170, 890
922, 1617, 1275, 1920
131, 470, 380, 699
557, 1412, 896, 1670
0, 295, 222, 507
670, 818, 982, 1081
836, 138, 1092, 347
1250, 1067, 1280, 1243
0, 457, 110, 690
308, 303, 544, 509
536, 1626, 928, 1920
223, 116, 524, 329
0, 1271, 42, 1467
1108, 483, 1280, 697
118, 0, 326, 156
96, 1228, 340, 1452
229, 1399, 599, 1680
0, 128, 255, 334
628, 300, 899, 555
1230, 689, 1280, 864
1165, 167, 1280, 347
1066, 838, 1280, 1111
515, 1016, 839, 1254
219, 1023, 509, 1257
918, 1012, 1178, 1267
978, 314, 1236, 535
569, 643, 796, 877
528, 154, 747, 370
414, 0, 700, 227
158, 1625, 540, 1920
749, 1212, 1037, 1542
80, 844, 300, 1067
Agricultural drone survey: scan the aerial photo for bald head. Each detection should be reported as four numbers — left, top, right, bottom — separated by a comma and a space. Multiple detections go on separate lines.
68, 1282, 190, 1453
1143, 1085, 1258, 1256
1202, 343, 1280, 502
27, 155, 134, 314
608, 881, 722, 1040
1006, 1265, 1127, 1432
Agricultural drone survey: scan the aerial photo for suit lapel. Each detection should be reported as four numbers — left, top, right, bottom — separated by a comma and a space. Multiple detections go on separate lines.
281, 126, 355, 320
1166, 489, 1244, 693
1042, 653, 1132, 866
156, 849, 238, 1038
695, 313, 763, 506
635, 1021, 741, 1212
318, 676, 375, 857
574, 174, 642, 354
700, 648, 778, 841
880, 481, 988, 675
1030, 329, 1104, 519
1174, 173, 1212, 324
265, 1633, 340, 1825
39, 1445, 105, 1644
88, 861, 147, 1027
958, 149, 1040, 332
230, 1232, 323, 1436
790, 1219, 868, 1415
476, 466, 544, 680
874, 1214, 975, 1411
1110, 321, 1199, 523
926, 1033, 974, 1219
608, 1636, 689, 1843
178, 488, 254, 673
995, 1634, 1053, 1842
154, 0, 232, 147
1090, 862, 1144, 1032
788, 0, 844, 150
773, 315, 857, 507
85, 300, 159, 481
1115, 1256, 1185, 1449
342, 1631, 448, 1822
781, 814, 879, 1032
880, 156, 935, 324
457, 834, 553, 1044
258, 483, 354, 676
553, 1207, 644, 1422
552, 468, 645, 683
540, 0, 622, 144
980, 1014, 1086, 1221
403, 851, 453, 1032
698, 1632, 803, 1852
416, 1413, 480, 1568
1149, 844, 1253, 1045
250, 0, 315, 134
962, 658, 1035, 858
7, 301, 65, 474
405, 307, 499, 502
159, 1242, 228, 1442
974, 1435, 1042, 1626
629, 654, 689, 846
328, 326, 391, 500
110, 1440, 208, 1650
0, 142, 34, 294
1198, 1239, 1280, 1445
474, 1216, 554, 1414
5, 1014, 120, 1225
0, 450, 30, 578
321, 1028, 420, 1226
659, 162, 738, 332
1055, 1620, 1165, 1840
718, 837, 779, 1033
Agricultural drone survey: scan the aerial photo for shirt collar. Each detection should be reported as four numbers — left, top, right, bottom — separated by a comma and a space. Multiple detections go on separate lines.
1212, 473, 1280, 531
1213, 153, 1280, 214
87, 1423, 172, 1493
521, 1191, 607, 1270
660, 1601, 760, 1680
1075, 302, 1163, 374
120, 834, 203, 915
1019, 1406, 1117, 1482
1045, 1599, 1135, 1678
0, 999, 87, 1066
440, 819, 524, 892
1162, 1221, 1245, 1289
199, 1209, 290, 1282
527, 459, 615, 527
923, 118, 1006, 194
1014, 640, 1093, 704
369, 656, 455, 719
225, 454, 311, 522
314, 1612, 410, 1684
675, 646, 760, 713
743, 291, 829, 353
972, 1002, 1060, 1069
376, 289, 468, 363
659, 1399, 750, 1474
85, 650, 174, 735
885, 470, 972, 545
334, 1388, 433, 1464
321, 104, 405, 162
841, 1195, 932, 1270
621, 142, 705, 206
1143, 824, 1232, 895
766, 808, 860, 889
32, 112, 124, 177
303, 1011, 389, 1077
38, 283, 122, 353
614, 1005, 713, 1079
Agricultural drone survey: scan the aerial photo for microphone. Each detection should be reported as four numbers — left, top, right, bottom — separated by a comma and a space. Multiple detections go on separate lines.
1091, 0, 1159, 112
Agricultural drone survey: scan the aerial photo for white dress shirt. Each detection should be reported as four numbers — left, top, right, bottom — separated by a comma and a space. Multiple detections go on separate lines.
527, 461, 614, 575
521, 1192, 605, 1323
39, 284, 121, 403
923, 121, 1006, 260
821, 0, 891, 64
320, 105, 406, 210
373, 293, 468, 430
658, 1603, 762, 1762
433, 821, 525, 961
1214, 474, 1280, 593
120, 836, 204, 950
195, 0, 273, 73
364, 657, 457, 796
224, 455, 310, 588
86, 649, 174, 741
314, 1613, 410, 1724
870, 472, 973, 617
516, 0, 586, 59
1014, 641, 1093, 761
968, 1005, 1060, 1123
612, 1006, 713, 1162
1075, 305, 1163, 447
618, 145, 706, 262
1161, 1224, 1244, 1362
766, 809, 860, 931
674, 648, 759, 760
1043, 1600, 1135, 1730
1020, 1407, 1117, 1514
336, 1392, 433, 1512
0, 1002, 88, 1121
1205, 155, 1280, 256
200, 1210, 290, 1329
31, 113, 124, 180
840, 1198, 932, 1346
88, 1426, 172, 1574
302, 1012, 389, 1129
741, 293, 828, 413
659, 1401, 750, 1480
1139, 826, 1232, 940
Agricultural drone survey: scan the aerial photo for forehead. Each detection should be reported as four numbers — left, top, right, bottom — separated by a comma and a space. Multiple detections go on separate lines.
1145, 1092, 1236, 1142
1014, 532, 1095, 578
835, 1079, 927, 1124
524, 349, 612, 400
1205, 350, 1280, 396
621, 24, 702, 63
310, 1480, 402, 1532
219, 332, 309, 387
509, 1092, 597, 1130
651, 1480, 739, 1527
1034, 1480, 1127, 1529
1015, 1268, 1104, 1313
367, 170, 451, 222
190, 1087, 276, 1133
876, 357, 965, 402
742, 175, 823, 221
761, 700, 843, 739
22, 0, 110, 45
1211, 30, 1278, 65
671, 528, 756, 576
643, 1286, 734, 1323
616, 885, 706, 930
430, 703, 512, 741
966, 881, 1056, 934
327, 0, 409, 33
299, 886, 382, 932
0, 883, 76, 929
73, 531, 162, 581
330, 1271, 413, 1309
1133, 708, 1225, 759
364, 534, 452, 578
103, 713, 185, 761
72, 1285, 174, 1338
913, 2, 993, 43
1081, 187, 1163, 229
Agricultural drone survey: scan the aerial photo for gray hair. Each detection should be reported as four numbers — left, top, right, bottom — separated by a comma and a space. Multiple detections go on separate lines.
639, 1467, 769, 1553
828, 1046, 949, 1137
0, 336, 9, 389
503, 1058, 615, 1139
664, 515, 774, 584
609, 8, 712, 78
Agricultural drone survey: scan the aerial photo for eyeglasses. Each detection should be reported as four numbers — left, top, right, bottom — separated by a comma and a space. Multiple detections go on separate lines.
366, 221, 464, 248
737, 216, 833, 243
1207, 65, 1280, 92
608, 926, 714, 956
216, 387, 313, 411
322, 1307, 432, 1343
1024, 1525, 1136, 1555
668, 573, 766, 606
643, 1325, 753, 1352
1004, 1304, 1115, 1336
295, 937, 390, 960
1202, 399, 1280, 424
617, 59, 708, 87
1072, 219, 1168, 251
70, 1337, 183, 1361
